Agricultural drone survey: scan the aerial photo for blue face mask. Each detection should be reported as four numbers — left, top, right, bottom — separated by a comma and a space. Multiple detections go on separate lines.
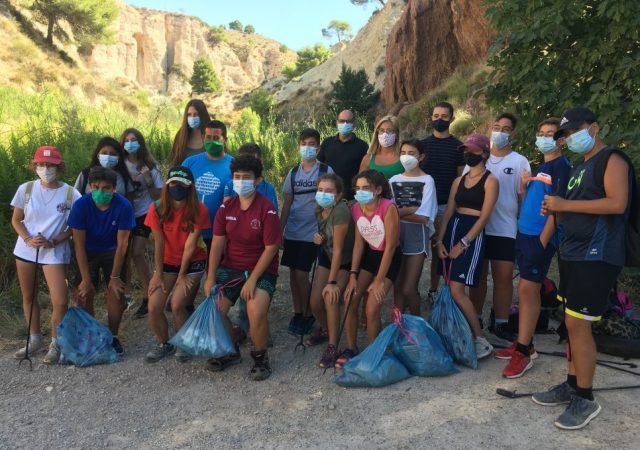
566, 125, 595, 155
535, 136, 557, 154
124, 141, 140, 154
299, 145, 317, 161
315, 191, 336, 209
98, 154, 119, 169
233, 179, 256, 198
187, 116, 201, 129
491, 131, 510, 149
354, 190, 374, 205
337, 122, 354, 135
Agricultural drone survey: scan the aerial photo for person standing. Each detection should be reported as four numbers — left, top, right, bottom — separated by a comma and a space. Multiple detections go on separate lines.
169, 99, 211, 166
359, 115, 403, 180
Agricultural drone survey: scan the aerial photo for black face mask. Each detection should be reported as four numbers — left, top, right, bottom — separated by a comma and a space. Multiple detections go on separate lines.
432, 118, 450, 132
168, 185, 189, 201
464, 152, 484, 167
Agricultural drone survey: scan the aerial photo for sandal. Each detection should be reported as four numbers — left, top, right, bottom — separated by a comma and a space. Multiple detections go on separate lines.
205, 350, 241, 372
305, 328, 328, 347
250, 350, 272, 381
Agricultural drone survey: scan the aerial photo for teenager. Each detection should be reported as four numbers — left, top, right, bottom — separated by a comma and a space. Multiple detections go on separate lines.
497, 118, 570, 378
169, 99, 211, 166
306, 174, 355, 368
434, 134, 499, 359
143, 166, 210, 363
74, 136, 133, 197
280, 128, 334, 335
204, 155, 281, 380
359, 115, 403, 180
340, 170, 401, 367
68, 167, 135, 355
389, 139, 438, 315
11, 146, 81, 364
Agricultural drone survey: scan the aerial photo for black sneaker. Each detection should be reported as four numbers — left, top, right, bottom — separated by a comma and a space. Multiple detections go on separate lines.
489, 322, 516, 342
287, 314, 302, 335
554, 395, 602, 430
133, 299, 148, 319
250, 350, 272, 381
299, 316, 316, 335
205, 349, 241, 372
145, 342, 175, 363
112, 337, 124, 355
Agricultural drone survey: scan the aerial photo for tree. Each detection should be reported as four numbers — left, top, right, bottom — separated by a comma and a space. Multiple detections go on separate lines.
485, 0, 640, 155
207, 25, 227, 45
28, 0, 119, 45
190, 58, 221, 94
281, 44, 333, 80
228, 20, 243, 31
350, 0, 386, 6
328, 64, 379, 117
244, 24, 255, 34
322, 20, 353, 44
248, 88, 275, 119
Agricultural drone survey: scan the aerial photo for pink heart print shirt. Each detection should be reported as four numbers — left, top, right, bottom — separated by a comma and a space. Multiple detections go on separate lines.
351, 197, 396, 251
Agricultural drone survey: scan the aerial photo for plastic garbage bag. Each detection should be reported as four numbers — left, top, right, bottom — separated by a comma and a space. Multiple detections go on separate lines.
335, 324, 411, 387
57, 307, 121, 367
169, 286, 235, 358
428, 285, 477, 369
391, 311, 458, 377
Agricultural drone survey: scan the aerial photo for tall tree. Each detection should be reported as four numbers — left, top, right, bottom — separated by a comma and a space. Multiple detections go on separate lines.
244, 24, 255, 34
328, 64, 379, 117
190, 58, 221, 94
322, 20, 353, 44
228, 20, 243, 31
282, 43, 333, 80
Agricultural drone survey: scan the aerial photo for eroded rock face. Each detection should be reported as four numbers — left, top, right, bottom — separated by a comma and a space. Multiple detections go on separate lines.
382, 0, 491, 107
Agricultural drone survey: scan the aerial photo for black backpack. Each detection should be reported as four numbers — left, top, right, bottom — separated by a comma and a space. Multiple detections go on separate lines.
290, 162, 329, 196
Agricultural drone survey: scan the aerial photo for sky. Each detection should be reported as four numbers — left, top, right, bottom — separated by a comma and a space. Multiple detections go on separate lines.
126, 0, 378, 51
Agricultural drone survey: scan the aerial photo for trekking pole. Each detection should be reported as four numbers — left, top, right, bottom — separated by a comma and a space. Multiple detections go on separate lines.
295, 247, 320, 353
19, 247, 40, 371
492, 344, 639, 369
497, 384, 640, 399
323, 286, 356, 375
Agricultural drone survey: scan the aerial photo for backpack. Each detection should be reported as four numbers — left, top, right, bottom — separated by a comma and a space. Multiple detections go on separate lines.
24, 181, 74, 219
79, 167, 91, 195
290, 162, 328, 196
595, 147, 640, 267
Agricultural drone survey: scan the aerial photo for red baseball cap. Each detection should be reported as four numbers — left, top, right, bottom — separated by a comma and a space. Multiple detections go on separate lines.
459, 133, 490, 153
33, 146, 62, 164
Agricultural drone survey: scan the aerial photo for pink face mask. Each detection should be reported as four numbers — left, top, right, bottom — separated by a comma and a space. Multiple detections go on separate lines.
378, 132, 397, 148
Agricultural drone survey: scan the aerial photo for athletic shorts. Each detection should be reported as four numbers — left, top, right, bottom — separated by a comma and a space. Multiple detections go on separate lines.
163, 260, 207, 274
440, 213, 485, 287
132, 215, 151, 239
360, 245, 402, 282
215, 266, 277, 305
515, 232, 556, 283
76, 250, 127, 289
399, 221, 431, 256
484, 235, 516, 262
557, 260, 621, 322
281, 239, 318, 272
435, 204, 447, 221
15, 255, 52, 266
317, 249, 350, 271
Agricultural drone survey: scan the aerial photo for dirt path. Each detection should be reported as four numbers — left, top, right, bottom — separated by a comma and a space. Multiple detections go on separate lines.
1, 270, 638, 449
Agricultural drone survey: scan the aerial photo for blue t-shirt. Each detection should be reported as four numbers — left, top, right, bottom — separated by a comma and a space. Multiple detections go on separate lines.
67, 193, 135, 252
223, 179, 279, 212
518, 155, 571, 243
183, 152, 233, 239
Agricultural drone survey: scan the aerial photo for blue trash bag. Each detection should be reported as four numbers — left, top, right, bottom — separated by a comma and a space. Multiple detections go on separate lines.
169, 286, 236, 358
391, 312, 458, 377
428, 285, 478, 369
335, 324, 411, 387
56, 307, 121, 367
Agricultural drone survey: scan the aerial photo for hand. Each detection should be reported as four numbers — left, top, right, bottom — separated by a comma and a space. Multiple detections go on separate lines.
77, 279, 95, 300
74, 290, 86, 307
312, 232, 325, 245
204, 278, 216, 298
240, 277, 257, 302
108, 276, 125, 296
436, 242, 448, 259
322, 284, 341, 305
175, 274, 189, 298
367, 278, 386, 305
448, 243, 464, 259
541, 195, 565, 215
520, 170, 532, 194
27, 235, 48, 248
148, 272, 165, 297
539, 237, 548, 250
344, 277, 357, 304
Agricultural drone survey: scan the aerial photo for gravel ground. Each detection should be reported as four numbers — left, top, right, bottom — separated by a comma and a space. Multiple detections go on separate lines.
1, 269, 639, 449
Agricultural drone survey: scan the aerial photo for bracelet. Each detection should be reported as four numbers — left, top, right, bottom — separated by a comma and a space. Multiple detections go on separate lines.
460, 235, 471, 248
327, 280, 337, 285
110, 275, 120, 279
24, 236, 32, 243
349, 270, 359, 276
434, 240, 443, 247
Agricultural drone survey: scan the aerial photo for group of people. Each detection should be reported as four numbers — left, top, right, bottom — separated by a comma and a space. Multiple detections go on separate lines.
11, 99, 634, 429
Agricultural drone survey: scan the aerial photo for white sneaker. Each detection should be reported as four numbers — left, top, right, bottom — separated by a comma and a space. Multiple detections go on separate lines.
43, 342, 60, 365
475, 336, 494, 359
14, 338, 45, 359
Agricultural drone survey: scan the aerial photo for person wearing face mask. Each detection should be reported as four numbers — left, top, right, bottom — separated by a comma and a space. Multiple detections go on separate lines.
468, 113, 531, 342
183, 120, 234, 254
317, 110, 368, 200
359, 115, 404, 180
389, 139, 438, 316
169, 99, 211, 166
11, 146, 81, 364
434, 134, 499, 361
496, 118, 570, 379
143, 166, 210, 363
280, 128, 335, 336
534, 107, 634, 430
74, 136, 134, 198
68, 167, 136, 356
203, 155, 282, 380
304, 174, 355, 368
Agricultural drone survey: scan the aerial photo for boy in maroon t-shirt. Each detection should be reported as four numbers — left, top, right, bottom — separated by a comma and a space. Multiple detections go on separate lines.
204, 155, 281, 380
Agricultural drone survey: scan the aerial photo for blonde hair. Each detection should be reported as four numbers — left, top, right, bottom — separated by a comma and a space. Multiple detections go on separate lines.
367, 115, 400, 156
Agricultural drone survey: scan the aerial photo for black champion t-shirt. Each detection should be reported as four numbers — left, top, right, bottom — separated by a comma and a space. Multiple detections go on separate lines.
419, 134, 464, 204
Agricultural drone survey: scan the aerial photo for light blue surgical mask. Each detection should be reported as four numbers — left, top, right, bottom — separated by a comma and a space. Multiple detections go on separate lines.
233, 179, 256, 198
491, 131, 510, 149
124, 141, 140, 154
315, 191, 336, 209
187, 116, 201, 129
98, 154, 119, 168
299, 145, 317, 161
566, 125, 595, 155
337, 122, 354, 135
535, 136, 557, 154
354, 190, 374, 205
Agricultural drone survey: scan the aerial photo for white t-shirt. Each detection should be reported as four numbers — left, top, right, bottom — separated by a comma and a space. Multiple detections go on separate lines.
11, 181, 82, 264
125, 160, 163, 218
389, 173, 438, 237
74, 170, 130, 196
465, 151, 530, 238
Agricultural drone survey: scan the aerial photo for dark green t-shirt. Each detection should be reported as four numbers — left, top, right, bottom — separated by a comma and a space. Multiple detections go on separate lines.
316, 200, 354, 266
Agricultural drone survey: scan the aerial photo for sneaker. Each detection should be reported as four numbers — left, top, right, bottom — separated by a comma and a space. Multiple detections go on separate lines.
475, 336, 493, 359
489, 322, 517, 342
133, 299, 148, 319
175, 348, 192, 363
554, 395, 602, 430
318, 344, 337, 368
13, 338, 45, 359
532, 381, 576, 406
287, 314, 302, 335
305, 328, 328, 347
335, 347, 359, 368
249, 350, 272, 381
206, 350, 242, 372
502, 351, 533, 378
43, 342, 60, 365
112, 337, 124, 355
299, 316, 316, 335
145, 342, 175, 363
495, 342, 539, 360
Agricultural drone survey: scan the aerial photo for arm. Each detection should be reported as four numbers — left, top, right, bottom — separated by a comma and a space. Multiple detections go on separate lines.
368, 205, 400, 303
322, 222, 349, 304
148, 228, 165, 296
539, 214, 557, 248
204, 235, 226, 296
280, 193, 293, 235
108, 230, 130, 295
359, 154, 369, 173
344, 229, 365, 303
435, 177, 460, 243
456, 165, 464, 176
173, 229, 202, 296
398, 206, 428, 224
143, 167, 162, 200
72, 229, 94, 302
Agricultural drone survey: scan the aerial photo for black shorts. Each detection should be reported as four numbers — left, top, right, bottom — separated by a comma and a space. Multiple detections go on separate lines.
484, 235, 516, 262
360, 246, 402, 283
515, 232, 556, 283
76, 250, 127, 289
439, 213, 485, 287
15, 255, 52, 266
317, 249, 350, 271
132, 215, 151, 239
215, 266, 277, 304
557, 260, 622, 322
281, 239, 318, 272
163, 260, 207, 274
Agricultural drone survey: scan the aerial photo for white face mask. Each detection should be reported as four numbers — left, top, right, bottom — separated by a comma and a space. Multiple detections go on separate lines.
400, 154, 419, 171
36, 166, 57, 183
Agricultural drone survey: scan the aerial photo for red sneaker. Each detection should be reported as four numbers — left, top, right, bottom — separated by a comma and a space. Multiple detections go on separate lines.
494, 342, 538, 360
502, 351, 533, 378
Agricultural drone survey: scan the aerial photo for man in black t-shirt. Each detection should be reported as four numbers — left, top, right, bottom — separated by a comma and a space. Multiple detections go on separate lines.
318, 109, 369, 200
419, 102, 464, 297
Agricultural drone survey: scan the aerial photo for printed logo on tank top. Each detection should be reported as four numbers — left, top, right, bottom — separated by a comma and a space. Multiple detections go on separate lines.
356, 215, 385, 248
567, 169, 586, 191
